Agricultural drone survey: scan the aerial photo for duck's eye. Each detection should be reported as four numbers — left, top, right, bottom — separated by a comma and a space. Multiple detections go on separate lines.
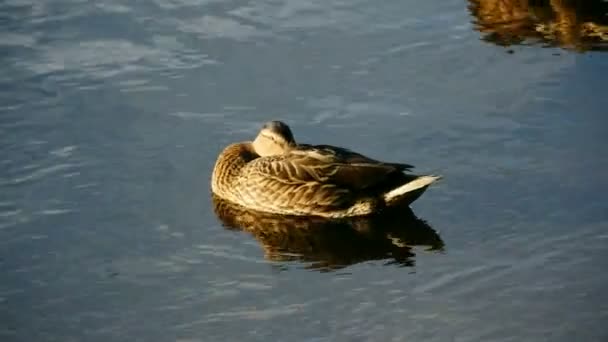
261, 133, 276, 142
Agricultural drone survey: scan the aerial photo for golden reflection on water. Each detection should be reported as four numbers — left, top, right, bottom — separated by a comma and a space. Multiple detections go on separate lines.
212, 194, 444, 272
468, 0, 608, 51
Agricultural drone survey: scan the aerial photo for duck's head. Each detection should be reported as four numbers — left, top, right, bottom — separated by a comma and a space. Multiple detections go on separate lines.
252, 120, 296, 156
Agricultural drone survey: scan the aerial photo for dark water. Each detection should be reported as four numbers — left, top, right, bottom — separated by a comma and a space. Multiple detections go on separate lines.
2, 0, 608, 341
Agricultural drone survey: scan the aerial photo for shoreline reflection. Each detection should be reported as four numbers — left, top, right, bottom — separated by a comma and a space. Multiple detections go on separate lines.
468, 0, 608, 51
212, 194, 444, 272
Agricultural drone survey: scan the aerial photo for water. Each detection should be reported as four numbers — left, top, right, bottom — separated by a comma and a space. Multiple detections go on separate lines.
2, 0, 607, 341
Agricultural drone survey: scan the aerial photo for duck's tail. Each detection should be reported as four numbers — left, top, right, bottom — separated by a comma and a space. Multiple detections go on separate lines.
383, 175, 442, 206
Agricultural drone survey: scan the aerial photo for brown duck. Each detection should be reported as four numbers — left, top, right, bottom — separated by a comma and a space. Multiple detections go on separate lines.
211, 120, 441, 218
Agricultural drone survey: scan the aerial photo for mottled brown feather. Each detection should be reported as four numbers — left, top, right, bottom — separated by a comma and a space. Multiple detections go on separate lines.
210, 120, 441, 218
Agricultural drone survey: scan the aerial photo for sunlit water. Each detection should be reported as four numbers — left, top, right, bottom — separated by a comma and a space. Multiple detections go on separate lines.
1, 0, 608, 341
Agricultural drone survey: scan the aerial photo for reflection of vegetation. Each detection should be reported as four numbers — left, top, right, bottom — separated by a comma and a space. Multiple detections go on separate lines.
212, 194, 444, 272
468, 0, 608, 51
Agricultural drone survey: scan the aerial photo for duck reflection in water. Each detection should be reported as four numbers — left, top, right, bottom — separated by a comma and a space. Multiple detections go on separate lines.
212, 194, 444, 272
468, 0, 608, 51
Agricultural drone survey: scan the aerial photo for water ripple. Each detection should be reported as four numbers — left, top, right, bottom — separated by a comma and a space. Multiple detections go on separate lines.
176, 15, 270, 41
1, 163, 77, 186
16, 39, 215, 80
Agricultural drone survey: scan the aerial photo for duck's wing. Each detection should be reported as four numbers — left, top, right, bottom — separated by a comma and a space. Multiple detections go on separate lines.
297, 144, 414, 172
247, 147, 406, 191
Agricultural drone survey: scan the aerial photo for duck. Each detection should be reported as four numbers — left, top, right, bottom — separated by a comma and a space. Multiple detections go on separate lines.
211, 120, 441, 218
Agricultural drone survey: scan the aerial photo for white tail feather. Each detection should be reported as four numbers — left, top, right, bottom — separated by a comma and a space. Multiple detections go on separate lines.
383, 175, 442, 203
